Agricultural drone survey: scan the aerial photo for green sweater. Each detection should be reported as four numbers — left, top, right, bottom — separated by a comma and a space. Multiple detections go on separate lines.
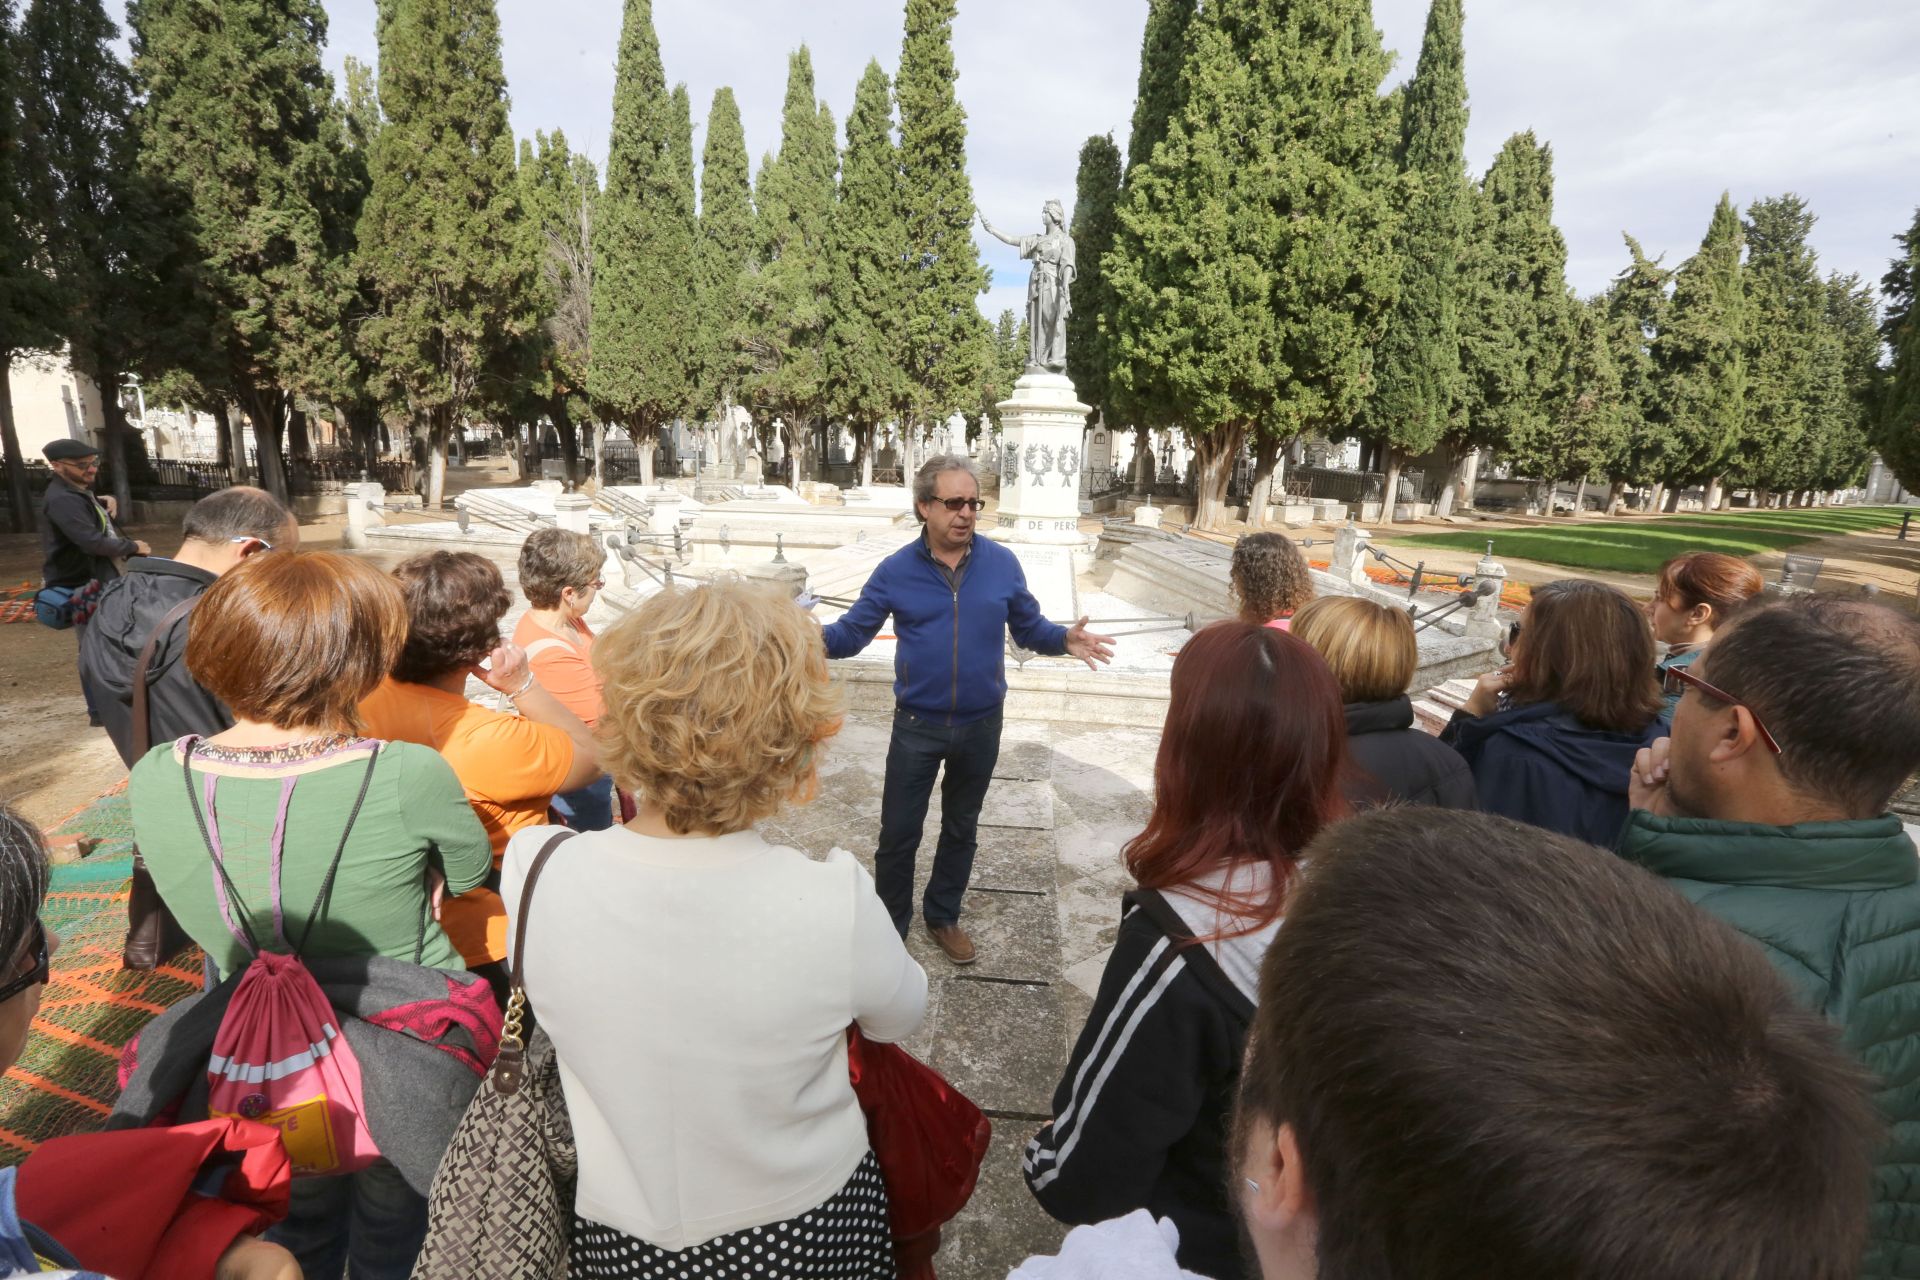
130, 738, 493, 976
1618, 809, 1920, 1279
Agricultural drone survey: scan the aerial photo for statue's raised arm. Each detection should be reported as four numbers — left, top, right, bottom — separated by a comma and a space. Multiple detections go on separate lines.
980, 199, 1076, 373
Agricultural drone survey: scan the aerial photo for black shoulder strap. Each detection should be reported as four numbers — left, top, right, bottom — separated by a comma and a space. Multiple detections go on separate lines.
1125, 888, 1257, 1022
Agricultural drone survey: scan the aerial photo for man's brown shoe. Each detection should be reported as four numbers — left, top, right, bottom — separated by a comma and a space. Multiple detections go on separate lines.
925, 922, 977, 965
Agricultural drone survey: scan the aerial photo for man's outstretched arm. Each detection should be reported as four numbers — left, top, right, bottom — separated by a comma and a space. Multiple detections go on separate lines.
821, 565, 892, 659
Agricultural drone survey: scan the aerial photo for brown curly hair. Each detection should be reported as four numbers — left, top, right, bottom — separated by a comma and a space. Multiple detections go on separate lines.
1231, 532, 1315, 624
593, 579, 843, 835
390, 551, 513, 684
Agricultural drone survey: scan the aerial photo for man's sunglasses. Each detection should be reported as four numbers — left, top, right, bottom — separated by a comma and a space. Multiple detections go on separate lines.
230, 536, 273, 552
1662, 665, 1783, 755
934, 497, 985, 512
0, 921, 49, 1005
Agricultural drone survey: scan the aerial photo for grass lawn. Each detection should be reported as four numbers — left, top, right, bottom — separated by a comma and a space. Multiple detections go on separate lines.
1382, 506, 1912, 577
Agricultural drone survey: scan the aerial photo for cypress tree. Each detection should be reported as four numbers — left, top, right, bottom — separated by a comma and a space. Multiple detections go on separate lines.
589, 0, 696, 486
127, 0, 357, 505
1880, 211, 1920, 492
515, 130, 598, 484
20, 0, 168, 517
1067, 133, 1122, 429
1597, 235, 1674, 512
0, 0, 60, 529
1654, 193, 1748, 503
1802, 272, 1876, 499
746, 47, 836, 480
695, 87, 755, 432
1364, 0, 1466, 525
979, 308, 1024, 432
1457, 132, 1572, 481
334, 53, 388, 474
824, 60, 906, 488
896, 0, 991, 443
1507, 293, 1619, 504
1106, 0, 1401, 529
1736, 195, 1827, 499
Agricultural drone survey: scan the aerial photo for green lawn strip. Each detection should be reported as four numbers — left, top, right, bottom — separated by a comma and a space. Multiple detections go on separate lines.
1666, 510, 1902, 535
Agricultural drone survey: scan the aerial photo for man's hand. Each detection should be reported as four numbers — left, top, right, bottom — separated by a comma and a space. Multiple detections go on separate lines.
470, 642, 532, 696
1630, 737, 1674, 816
132, 539, 152, 556
1462, 667, 1511, 717
215, 1235, 302, 1280
1064, 616, 1115, 671
100, 494, 117, 518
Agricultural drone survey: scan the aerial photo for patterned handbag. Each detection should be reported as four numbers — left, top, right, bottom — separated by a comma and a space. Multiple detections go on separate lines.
412, 830, 577, 1280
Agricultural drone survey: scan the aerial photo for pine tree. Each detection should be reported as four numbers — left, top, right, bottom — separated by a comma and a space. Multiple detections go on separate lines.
745, 47, 836, 481
1067, 134, 1122, 429
126, 0, 358, 504
357, 0, 535, 509
1597, 234, 1674, 511
589, 0, 696, 485
1364, 0, 1466, 525
0, 0, 60, 529
1655, 193, 1748, 502
20, 0, 171, 517
824, 60, 906, 488
896, 0, 990, 444
1106, 0, 1402, 528
1877, 209, 1920, 492
695, 87, 755, 431
1457, 132, 1573, 490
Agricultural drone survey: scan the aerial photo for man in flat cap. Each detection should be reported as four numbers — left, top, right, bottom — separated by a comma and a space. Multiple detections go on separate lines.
37, 439, 148, 722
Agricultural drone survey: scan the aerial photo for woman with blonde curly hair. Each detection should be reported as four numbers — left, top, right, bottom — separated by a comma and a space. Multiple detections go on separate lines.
1230, 532, 1315, 630
500, 579, 926, 1279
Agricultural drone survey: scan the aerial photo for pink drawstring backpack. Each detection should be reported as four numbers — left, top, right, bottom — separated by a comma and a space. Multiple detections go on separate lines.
182, 738, 384, 1177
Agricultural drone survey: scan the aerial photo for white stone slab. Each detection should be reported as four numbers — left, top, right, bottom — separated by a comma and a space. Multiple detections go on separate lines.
1005, 541, 1079, 623
979, 779, 1055, 830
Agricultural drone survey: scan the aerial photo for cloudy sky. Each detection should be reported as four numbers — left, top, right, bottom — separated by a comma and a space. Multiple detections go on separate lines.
113, 0, 1920, 322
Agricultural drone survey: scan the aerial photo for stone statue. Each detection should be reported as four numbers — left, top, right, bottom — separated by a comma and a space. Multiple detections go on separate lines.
980, 199, 1075, 374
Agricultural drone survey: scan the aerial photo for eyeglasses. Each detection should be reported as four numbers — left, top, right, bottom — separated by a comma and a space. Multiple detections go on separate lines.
1499, 620, 1522, 659
935, 497, 985, 513
0, 921, 49, 1005
1662, 665, 1783, 755
229, 536, 273, 552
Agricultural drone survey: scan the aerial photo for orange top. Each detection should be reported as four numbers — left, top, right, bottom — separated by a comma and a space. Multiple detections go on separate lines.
511, 612, 603, 726
358, 676, 576, 965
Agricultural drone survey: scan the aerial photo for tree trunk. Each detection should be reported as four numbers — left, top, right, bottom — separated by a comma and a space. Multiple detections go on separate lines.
236, 387, 289, 504
1434, 448, 1469, 518
1604, 480, 1626, 517
591, 420, 605, 486
288, 406, 310, 461
855, 424, 874, 489
1647, 481, 1665, 515
0, 351, 31, 534
637, 421, 656, 487
1191, 425, 1246, 531
98, 369, 134, 519
1379, 450, 1405, 527
1571, 477, 1587, 516
1131, 426, 1151, 495
550, 396, 580, 488
1460, 447, 1482, 511
1703, 475, 1725, 511
1663, 484, 1681, 513
424, 411, 450, 510
1245, 433, 1281, 528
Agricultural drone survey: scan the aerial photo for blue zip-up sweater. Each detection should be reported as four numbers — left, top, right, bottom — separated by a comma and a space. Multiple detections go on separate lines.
822, 531, 1068, 725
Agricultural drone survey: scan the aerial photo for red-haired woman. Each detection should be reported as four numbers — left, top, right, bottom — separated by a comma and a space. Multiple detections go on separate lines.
1650, 552, 1764, 716
1023, 621, 1349, 1280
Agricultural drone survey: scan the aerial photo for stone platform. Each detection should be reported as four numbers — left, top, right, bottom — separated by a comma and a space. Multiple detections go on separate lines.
755, 707, 1158, 1279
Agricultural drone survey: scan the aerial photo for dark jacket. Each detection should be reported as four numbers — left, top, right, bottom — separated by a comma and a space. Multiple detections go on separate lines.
821, 531, 1067, 725
1617, 809, 1920, 1279
79, 557, 229, 766
109, 952, 501, 1195
40, 474, 138, 588
1343, 696, 1478, 810
1026, 890, 1261, 1280
1440, 700, 1661, 847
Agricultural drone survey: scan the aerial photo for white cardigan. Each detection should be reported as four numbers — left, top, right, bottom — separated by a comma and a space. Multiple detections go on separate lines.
500, 825, 928, 1250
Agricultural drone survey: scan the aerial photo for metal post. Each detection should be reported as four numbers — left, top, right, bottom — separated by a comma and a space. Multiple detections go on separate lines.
1408, 560, 1425, 600
1902, 511, 1912, 541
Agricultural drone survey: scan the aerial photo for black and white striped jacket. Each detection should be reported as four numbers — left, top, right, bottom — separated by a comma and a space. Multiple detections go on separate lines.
1024, 888, 1270, 1280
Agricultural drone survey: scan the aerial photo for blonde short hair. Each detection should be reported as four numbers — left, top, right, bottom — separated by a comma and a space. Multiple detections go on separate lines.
593, 579, 842, 835
1290, 595, 1417, 704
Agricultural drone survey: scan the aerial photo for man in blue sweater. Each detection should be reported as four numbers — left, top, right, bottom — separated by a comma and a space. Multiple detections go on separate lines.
823, 455, 1112, 963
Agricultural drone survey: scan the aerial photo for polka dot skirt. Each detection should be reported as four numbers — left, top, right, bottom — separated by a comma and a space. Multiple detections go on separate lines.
571, 1150, 896, 1279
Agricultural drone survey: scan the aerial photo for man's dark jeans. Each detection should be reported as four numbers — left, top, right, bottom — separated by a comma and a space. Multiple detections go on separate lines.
875, 704, 1003, 936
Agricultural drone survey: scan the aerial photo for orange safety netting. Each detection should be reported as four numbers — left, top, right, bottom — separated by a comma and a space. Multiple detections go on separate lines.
1306, 560, 1532, 612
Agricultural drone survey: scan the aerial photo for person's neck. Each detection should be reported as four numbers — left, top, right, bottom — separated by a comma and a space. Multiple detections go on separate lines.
928, 534, 969, 569
424, 670, 471, 696
1666, 630, 1712, 653
169, 540, 229, 574
526, 606, 575, 635
205, 717, 341, 748
625, 800, 743, 841
1694, 778, 1857, 827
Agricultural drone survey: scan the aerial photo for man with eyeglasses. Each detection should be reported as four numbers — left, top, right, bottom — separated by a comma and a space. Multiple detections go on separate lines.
823, 454, 1113, 964
1621, 593, 1920, 1276
80, 486, 297, 766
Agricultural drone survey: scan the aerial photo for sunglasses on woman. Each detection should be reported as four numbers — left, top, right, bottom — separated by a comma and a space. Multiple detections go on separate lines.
1661, 665, 1783, 755
0, 921, 49, 1005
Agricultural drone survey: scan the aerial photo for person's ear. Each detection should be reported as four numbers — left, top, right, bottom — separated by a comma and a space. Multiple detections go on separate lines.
1242, 1120, 1314, 1237
1690, 602, 1714, 630
1705, 702, 1765, 766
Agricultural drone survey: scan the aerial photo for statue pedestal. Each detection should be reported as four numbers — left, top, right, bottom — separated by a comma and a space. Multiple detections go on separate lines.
987, 371, 1088, 622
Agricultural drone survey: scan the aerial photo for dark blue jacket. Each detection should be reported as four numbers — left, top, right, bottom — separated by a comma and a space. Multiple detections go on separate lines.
1440, 700, 1662, 848
822, 532, 1067, 725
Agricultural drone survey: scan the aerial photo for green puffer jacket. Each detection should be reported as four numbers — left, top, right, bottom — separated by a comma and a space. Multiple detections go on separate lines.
1618, 809, 1920, 1279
